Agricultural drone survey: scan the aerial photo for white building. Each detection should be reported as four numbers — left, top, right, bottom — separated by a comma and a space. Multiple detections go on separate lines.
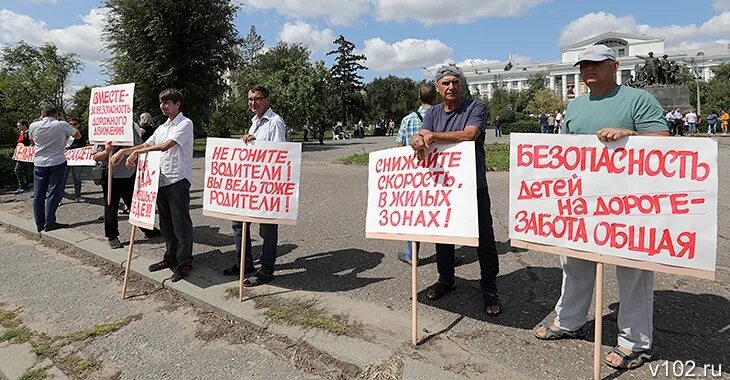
462, 31, 730, 101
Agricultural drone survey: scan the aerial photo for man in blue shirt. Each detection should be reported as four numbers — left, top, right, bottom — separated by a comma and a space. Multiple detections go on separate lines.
410, 65, 501, 317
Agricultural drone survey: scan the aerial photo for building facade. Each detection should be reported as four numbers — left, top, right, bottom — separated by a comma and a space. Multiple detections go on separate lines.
462, 32, 730, 101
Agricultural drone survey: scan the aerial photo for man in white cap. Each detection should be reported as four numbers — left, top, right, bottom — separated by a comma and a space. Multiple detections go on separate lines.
533, 45, 668, 371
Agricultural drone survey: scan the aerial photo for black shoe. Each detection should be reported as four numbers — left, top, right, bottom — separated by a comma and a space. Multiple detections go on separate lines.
170, 265, 192, 282
243, 271, 273, 287
148, 260, 175, 272
44, 222, 69, 232
144, 228, 161, 238
223, 263, 256, 276
37, 226, 44, 233
108, 238, 123, 249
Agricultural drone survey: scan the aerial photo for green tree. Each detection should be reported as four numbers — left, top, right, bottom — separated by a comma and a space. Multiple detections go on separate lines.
0, 41, 82, 117
241, 25, 265, 66
327, 35, 367, 126
104, 0, 242, 136
235, 42, 334, 136
364, 76, 421, 125
694, 63, 730, 114
525, 88, 566, 116
67, 86, 93, 122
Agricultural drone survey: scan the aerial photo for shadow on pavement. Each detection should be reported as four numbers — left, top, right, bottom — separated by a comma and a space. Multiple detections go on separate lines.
417, 266, 562, 329
272, 249, 392, 292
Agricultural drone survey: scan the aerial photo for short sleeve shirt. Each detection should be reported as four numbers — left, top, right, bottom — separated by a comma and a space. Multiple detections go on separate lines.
422, 99, 488, 189
249, 108, 286, 142
564, 85, 667, 135
29, 117, 77, 167
95, 129, 143, 178
145, 112, 194, 186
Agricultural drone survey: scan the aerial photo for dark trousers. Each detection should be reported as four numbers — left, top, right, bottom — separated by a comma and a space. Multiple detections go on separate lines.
233, 221, 278, 275
435, 187, 499, 300
303, 129, 309, 141
156, 179, 194, 269
63, 166, 83, 199
14, 161, 31, 189
101, 176, 154, 239
33, 162, 67, 229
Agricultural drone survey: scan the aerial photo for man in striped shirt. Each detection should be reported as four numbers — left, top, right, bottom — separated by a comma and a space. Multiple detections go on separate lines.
395, 83, 438, 265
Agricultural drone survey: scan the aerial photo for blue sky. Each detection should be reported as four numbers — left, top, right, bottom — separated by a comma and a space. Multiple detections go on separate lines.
1, 0, 729, 93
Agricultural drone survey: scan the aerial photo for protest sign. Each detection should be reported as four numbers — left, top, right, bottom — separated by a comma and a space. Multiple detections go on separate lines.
13, 145, 96, 166
365, 142, 479, 246
202, 138, 301, 224
128, 151, 161, 230
88, 83, 135, 145
509, 133, 717, 280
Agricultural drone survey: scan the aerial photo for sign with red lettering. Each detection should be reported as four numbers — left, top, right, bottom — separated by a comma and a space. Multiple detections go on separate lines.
129, 151, 161, 229
365, 142, 478, 246
202, 138, 301, 223
88, 83, 135, 145
13, 145, 95, 166
509, 134, 717, 276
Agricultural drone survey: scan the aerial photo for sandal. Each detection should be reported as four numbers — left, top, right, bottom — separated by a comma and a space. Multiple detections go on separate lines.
533, 324, 583, 340
484, 293, 502, 317
426, 282, 455, 300
604, 346, 652, 370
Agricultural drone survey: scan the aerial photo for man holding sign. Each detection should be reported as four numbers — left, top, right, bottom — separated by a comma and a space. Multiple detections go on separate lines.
410, 65, 502, 317
532, 45, 668, 370
112, 88, 194, 282
222, 84, 286, 286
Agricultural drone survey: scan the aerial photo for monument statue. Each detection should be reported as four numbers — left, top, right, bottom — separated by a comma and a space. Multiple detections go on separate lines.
632, 52, 684, 87
635, 51, 661, 85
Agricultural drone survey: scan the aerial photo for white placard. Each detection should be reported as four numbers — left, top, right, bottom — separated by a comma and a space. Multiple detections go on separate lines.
509, 133, 717, 273
88, 83, 135, 145
203, 138, 302, 222
129, 151, 161, 229
365, 142, 479, 245
12, 146, 95, 166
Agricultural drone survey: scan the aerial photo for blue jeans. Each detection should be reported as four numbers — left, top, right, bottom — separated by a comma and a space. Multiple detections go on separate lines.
64, 166, 83, 199
33, 162, 67, 229
233, 221, 278, 275
403, 241, 420, 262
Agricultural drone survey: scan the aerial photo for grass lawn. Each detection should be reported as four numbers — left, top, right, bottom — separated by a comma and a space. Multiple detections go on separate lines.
334, 142, 511, 171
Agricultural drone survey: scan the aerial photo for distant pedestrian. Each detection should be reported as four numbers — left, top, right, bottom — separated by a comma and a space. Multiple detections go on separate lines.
29, 104, 81, 232
63, 117, 87, 203
13, 119, 32, 194
494, 116, 502, 137
538, 112, 549, 133
707, 111, 717, 135
138, 112, 156, 141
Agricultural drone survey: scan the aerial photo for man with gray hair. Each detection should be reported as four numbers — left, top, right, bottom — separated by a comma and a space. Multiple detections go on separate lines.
29, 104, 81, 232
410, 65, 502, 317
534, 44, 668, 371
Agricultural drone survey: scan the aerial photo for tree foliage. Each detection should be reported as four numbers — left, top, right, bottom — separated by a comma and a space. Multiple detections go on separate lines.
104, 0, 242, 136
364, 76, 421, 125
327, 35, 367, 126
235, 42, 334, 135
524, 88, 565, 116
67, 86, 93, 122
0, 41, 82, 118
241, 25, 265, 66
695, 63, 730, 114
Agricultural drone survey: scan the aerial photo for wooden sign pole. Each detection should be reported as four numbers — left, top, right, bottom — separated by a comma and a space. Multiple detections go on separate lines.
593, 262, 604, 380
411, 241, 418, 346
121, 226, 137, 299
239, 223, 248, 301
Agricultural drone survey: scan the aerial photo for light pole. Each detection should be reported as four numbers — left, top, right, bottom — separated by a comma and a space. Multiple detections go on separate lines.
421, 66, 434, 81
694, 51, 704, 115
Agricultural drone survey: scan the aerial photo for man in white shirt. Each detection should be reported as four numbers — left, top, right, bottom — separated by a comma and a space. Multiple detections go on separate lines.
29, 104, 81, 232
112, 88, 194, 282
555, 110, 563, 133
223, 85, 286, 286
685, 109, 698, 136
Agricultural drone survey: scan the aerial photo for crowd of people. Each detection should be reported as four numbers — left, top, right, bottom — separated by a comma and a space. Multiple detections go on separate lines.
665, 108, 729, 136
11, 44, 706, 371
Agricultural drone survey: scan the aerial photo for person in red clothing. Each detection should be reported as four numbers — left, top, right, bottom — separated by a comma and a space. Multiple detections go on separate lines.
13, 120, 32, 194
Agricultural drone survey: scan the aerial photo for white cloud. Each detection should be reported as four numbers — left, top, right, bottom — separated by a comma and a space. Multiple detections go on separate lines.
241, 0, 368, 25
713, 0, 730, 10
559, 11, 730, 55
0, 8, 109, 64
374, 0, 549, 25
361, 37, 452, 71
278, 21, 335, 53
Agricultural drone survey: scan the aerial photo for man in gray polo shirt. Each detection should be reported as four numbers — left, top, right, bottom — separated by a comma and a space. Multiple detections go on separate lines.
410, 65, 502, 317
29, 104, 80, 232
